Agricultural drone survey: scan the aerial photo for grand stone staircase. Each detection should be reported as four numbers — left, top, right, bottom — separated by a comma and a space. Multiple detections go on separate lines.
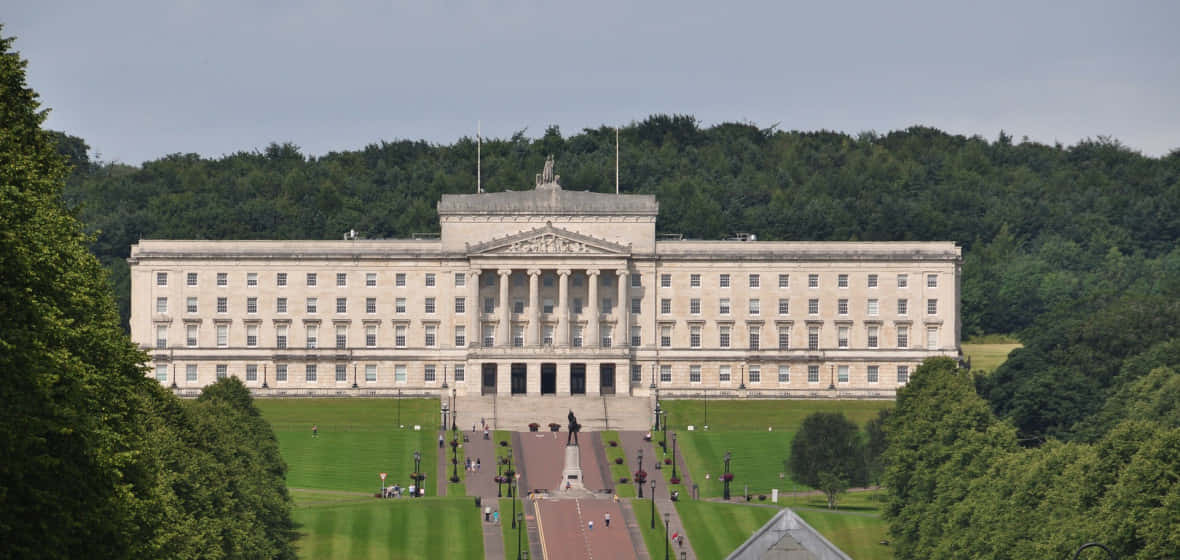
452, 394, 653, 432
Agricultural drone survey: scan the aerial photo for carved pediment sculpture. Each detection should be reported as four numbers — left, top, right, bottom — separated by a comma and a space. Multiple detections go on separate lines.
503, 233, 594, 254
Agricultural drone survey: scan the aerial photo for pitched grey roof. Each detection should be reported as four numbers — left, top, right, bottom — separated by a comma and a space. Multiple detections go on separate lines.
438, 184, 657, 216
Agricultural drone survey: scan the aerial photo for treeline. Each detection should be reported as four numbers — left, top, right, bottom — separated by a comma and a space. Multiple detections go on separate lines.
56, 116, 1180, 338
1, 32, 295, 559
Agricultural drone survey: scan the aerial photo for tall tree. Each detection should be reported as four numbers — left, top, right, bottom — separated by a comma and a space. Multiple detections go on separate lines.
788, 412, 866, 508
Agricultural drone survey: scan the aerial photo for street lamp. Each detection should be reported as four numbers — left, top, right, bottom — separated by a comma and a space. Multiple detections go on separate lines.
442, 363, 448, 389
664, 512, 671, 560
517, 512, 525, 560
828, 364, 835, 391
451, 388, 458, 433
661, 411, 668, 451
670, 432, 678, 479
497, 460, 504, 498
703, 388, 708, 429
653, 401, 662, 431
413, 449, 422, 495
650, 480, 657, 528
352, 363, 358, 389
511, 472, 521, 528
442, 401, 449, 432
739, 364, 746, 390
722, 451, 732, 500
637, 449, 645, 498
397, 388, 402, 427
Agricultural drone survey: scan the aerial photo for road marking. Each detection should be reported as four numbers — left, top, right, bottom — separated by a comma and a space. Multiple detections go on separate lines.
536, 501, 550, 560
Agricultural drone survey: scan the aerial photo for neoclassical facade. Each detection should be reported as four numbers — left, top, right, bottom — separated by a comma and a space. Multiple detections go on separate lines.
130, 167, 961, 398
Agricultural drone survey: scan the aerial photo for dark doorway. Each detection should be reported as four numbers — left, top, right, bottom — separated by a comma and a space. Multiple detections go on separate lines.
599, 364, 616, 395
541, 363, 557, 395
570, 363, 586, 395
511, 363, 527, 395
481, 363, 497, 396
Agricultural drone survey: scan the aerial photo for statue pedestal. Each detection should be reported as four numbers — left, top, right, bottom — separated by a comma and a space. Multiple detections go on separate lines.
560, 444, 584, 490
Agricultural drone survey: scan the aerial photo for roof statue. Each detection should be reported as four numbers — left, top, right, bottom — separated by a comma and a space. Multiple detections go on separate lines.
536, 155, 560, 188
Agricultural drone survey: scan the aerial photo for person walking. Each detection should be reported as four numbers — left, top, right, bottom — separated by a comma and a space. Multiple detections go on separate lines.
439, 434, 444, 448
604, 513, 611, 528
476, 458, 481, 472
312, 424, 318, 438
588, 520, 594, 531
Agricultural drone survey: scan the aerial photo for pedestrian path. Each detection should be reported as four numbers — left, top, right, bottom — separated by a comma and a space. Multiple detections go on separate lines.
463, 428, 507, 560
620, 430, 698, 560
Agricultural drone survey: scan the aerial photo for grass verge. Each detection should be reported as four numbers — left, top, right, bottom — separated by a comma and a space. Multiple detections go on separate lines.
961, 342, 1022, 374
675, 500, 779, 559
601, 430, 636, 497
293, 496, 482, 559
631, 498, 670, 560
499, 498, 526, 560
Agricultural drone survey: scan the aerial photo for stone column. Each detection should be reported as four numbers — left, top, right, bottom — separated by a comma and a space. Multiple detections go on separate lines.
469, 269, 481, 347
587, 269, 600, 348
497, 269, 511, 347
527, 269, 541, 346
557, 269, 571, 347
616, 269, 629, 347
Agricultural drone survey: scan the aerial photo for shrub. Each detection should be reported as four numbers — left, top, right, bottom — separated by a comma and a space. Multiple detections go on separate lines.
500, 440, 508, 447
758, 495, 767, 501
608, 440, 618, 447
664, 458, 672, 465
615, 457, 624, 465
619, 477, 630, 484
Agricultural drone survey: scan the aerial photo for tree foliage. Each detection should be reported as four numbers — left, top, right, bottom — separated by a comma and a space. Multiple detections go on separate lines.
788, 412, 866, 508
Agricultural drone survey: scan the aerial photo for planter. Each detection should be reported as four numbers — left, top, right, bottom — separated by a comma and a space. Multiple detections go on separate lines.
614, 457, 624, 465
670, 476, 681, 485
608, 441, 618, 447
528, 423, 540, 432
549, 423, 561, 432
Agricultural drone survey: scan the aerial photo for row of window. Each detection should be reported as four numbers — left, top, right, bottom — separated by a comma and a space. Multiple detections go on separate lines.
155, 270, 941, 291
632, 363, 911, 384
159, 321, 940, 351
157, 362, 465, 384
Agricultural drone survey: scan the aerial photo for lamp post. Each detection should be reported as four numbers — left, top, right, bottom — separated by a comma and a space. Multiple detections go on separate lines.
451, 434, 459, 483
723, 451, 732, 500
703, 388, 708, 429
661, 411, 668, 451
442, 363, 448, 389
451, 388, 458, 433
637, 449, 645, 498
506, 452, 515, 498
739, 364, 746, 390
397, 388, 402, 427
352, 363, 358, 389
442, 401, 449, 433
511, 472, 521, 528
653, 401, 662, 431
413, 449, 422, 495
497, 460, 503, 498
650, 480, 657, 528
663, 512, 671, 560
671, 432, 678, 480
828, 364, 835, 391
516, 512, 525, 560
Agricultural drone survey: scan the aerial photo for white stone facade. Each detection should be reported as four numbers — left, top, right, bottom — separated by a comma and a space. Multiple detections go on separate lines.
129, 173, 960, 398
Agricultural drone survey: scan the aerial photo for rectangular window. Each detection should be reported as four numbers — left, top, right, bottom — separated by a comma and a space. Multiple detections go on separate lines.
864, 298, 878, 316
395, 365, 407, 383
660, 299, 671, 314
247, 272, 258, 287
838, 365, 849, 383
366, 325, 378, 347
898, 326, 909, 348
543, 298, 553, 314
808, 273, 819, 288
867, 365, 879, 383
927, 274, 938, 288
483, 325, 495, 347
247, 297, 258, 314
749, 274, 760, 288
247, 325, 258, 347
425, 297, 436, 314
454, 365, 465, 382
487, 274, 496, 287
336, 297, 347, 313
719, 365, 731, 383
808, 298, 819, 315
454, 297, 465, 314
543, 325, 554, 345
366, 297, 377, 314
837, 274, 848, 288
927, 299, 938, 315
216, 364, 227, 380
927, 326, 939, 350
573, 298, 583, 314
690, 365, 701, 383
306, 364, 317, 383
186, 364, 198, 382
305, 325, 317, 349
367, 272, 378, 287
397, 298, 407, 314
719, 325, 731, 348
837, 326, 849, 348
424, 364, 436, 382
155, 325, 167, 349
778, 274, 789, 288
156, 297, 168, 314
276, 297, 287, 313
749, 298, 760, 315
395, 325, 407, 347
187, 272, 198, 286
631, 297, 641, 314
660, 326, 672, 348
514, 274, 525, 287
690, 326, 701, 348
868, 274, 878, 288
395, 273, 406, 287
897, 274, 908, 288
336, 325, 347, 349
778, 366, 790, 383
276, 364, 287, 382
628, 273, 640, 288
366, 364, 377, 382
720, 298, 731, 314
749, 365, 761, 383
156, 271, 168, 286
867, 325, 879, 349
660, 273, 672, 288
216, 272, 227, 287
306, 298, 317, 313
630, 326, 641, 347
483, 297, 494, 314
690, 273, 701, 287
336, 272, 347, 287
276, 272, 287, 287
276, 325, 288, 349
808, 326, 819, 350
808, 365, 820, 383
690, 298, 701, 314
425, 273, 436, 287
719, 274, 730, 288
898, 298, 908, 315
543, 274, 553, 287
336, 364, 347, 382
426, 325, 437, 347
631, 364, 642, 383
602, 298, 612, 314
573, 274, 583, 287
454, 326, 466, 347
778, 299, 789, 315
572, 326, 583, 348
216, 325, 228, 347
246, 364, 258, 382
513, 299, 524, 314
749, 329, 760, 350
898, 365, 909, 384
778, 328, 789, 349
660, 365, 672, 383
216, 297, 227, 314
601, 327, 612, 348
837, 299, 848, 315
454, 272, 465, 287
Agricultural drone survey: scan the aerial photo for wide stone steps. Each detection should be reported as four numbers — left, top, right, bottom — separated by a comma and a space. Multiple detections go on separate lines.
452, 394, 653, 432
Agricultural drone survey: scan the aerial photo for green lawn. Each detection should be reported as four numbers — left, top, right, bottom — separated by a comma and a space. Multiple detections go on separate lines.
257, 399, 439, 493
961, 342, 1021, 374
631, 498, 670, 560
601, 431, 636, 497
795, 508, 891, 560
499, 498, 526, 560
293, 496, 482, 560
659, 399, 891, 432
675, 501, 779, 560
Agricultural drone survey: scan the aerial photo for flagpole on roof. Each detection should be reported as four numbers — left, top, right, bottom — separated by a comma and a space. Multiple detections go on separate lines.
615, 127, 620, 195
477, 121, 482, 193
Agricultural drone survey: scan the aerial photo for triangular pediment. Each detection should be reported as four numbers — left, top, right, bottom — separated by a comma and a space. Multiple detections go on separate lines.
467, 225, 630, 256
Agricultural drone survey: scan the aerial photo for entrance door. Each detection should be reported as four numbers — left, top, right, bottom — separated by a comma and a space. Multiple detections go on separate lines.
570, 363, 586, 395
541, 363, 557, 395
599, 364, 616, 395
511, 363, 527, 395
481, 363, 497, 396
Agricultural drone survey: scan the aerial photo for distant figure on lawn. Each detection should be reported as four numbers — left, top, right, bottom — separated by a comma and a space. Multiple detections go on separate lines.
312, 424, 318, 438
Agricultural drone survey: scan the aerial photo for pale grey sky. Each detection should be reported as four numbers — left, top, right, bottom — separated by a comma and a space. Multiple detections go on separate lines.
6, 1, 1178, 164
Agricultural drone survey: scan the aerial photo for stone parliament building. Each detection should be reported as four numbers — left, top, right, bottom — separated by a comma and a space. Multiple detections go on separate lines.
130, 162, 961, 401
